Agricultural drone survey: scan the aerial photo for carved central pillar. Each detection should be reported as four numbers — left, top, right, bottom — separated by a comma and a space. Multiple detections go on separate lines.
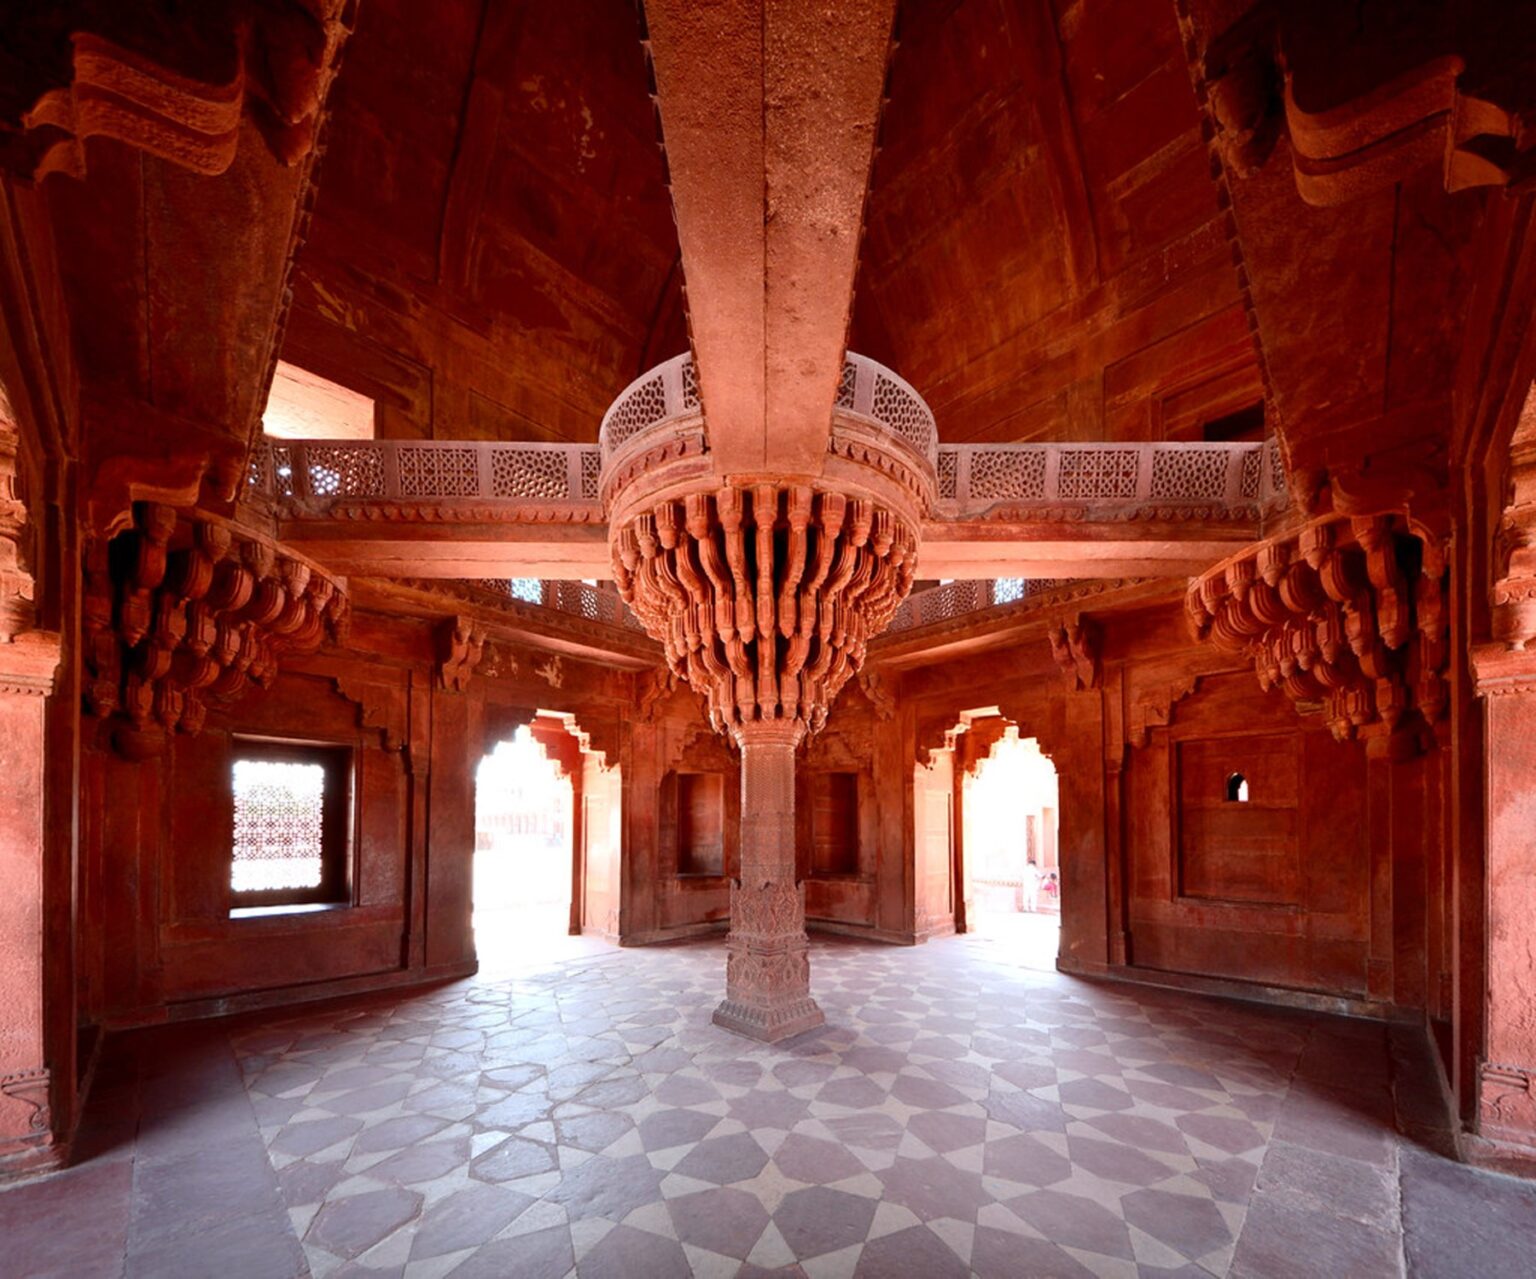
714, 718, 823, 1040
601, 352, 934, 1041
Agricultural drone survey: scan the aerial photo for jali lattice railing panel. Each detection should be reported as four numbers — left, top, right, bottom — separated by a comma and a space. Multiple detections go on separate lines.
598, 351, 939, 469
470, 578, 646, 631
247, 439, 602, 507
885, 578, 1073, 633
935, 439, 1286, 516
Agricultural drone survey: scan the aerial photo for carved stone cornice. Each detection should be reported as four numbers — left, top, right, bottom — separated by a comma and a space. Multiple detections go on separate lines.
365, 579, 661, 669
3, 1, 356, 182
873, 577, 1151, 653
314, 501, 606, 525
85, 503, 349, 759
1185, 511, 1448, 744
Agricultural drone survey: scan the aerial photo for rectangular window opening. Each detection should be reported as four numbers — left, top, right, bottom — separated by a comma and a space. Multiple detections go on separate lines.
230, 740, 351, 910
262, 360, 376, 440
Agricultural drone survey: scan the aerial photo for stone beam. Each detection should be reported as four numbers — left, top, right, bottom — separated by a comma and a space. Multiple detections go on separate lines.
276, 522, 615, 582
916, 524, 1258, 580
644, 0, 896, 478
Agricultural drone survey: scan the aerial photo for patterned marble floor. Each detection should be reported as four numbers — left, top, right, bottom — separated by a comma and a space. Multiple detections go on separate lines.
5, 934, 1536, 1278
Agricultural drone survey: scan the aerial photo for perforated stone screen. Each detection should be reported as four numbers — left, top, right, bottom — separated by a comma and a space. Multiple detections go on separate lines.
231, 759, 326, 893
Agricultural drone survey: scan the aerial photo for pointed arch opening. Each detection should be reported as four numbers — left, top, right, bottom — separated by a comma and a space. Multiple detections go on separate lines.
918, 706, 1061, 971
473, 710, 619, 972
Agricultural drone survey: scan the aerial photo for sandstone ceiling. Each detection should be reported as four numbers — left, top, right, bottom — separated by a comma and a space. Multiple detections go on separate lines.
850, 0, 1261, 447
281, 0, 1274, 454
4, 0, 1530, 531
285, 0, 684, 445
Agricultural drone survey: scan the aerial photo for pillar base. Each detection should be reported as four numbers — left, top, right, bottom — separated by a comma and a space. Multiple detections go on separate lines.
712, 995, 825, 1043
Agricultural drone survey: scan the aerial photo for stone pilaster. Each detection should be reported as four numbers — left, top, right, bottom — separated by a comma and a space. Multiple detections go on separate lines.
713, 719, 825, 1042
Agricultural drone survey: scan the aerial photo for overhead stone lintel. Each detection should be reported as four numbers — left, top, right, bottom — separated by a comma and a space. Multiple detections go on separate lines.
645, 0, 897, 477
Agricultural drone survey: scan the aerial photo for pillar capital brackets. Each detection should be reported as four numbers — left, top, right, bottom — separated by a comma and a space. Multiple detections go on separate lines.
1184, 3, 1534, 205
3, 0, 356, 183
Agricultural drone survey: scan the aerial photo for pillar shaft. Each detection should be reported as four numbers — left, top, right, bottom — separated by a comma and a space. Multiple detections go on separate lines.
0, 634, 61, 1162
713, 719, 825, 1042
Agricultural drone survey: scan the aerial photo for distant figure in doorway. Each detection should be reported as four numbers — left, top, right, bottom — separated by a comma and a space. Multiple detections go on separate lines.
1044, 870, 1060, 910
1023, 857, 1042, 912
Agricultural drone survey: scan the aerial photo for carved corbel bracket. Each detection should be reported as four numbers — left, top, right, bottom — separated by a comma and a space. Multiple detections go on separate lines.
1186, 511, 1448, 746
84, 503, 349, 759
436, 616, 486, 694
1128, 673, 1202, 748
914, 713, 965, 769
1047, 615, 1101, 691
636, 666, 680, 722
857, 666, 897, 721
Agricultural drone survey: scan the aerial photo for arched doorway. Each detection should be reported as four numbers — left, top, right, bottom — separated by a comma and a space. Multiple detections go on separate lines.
963, 724, 1061, 969
473, 718, 575, 971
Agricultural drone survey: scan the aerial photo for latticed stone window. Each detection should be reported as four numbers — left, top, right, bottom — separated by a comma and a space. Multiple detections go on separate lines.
994, 578, 1026, 604
230, 742, 350, 908
509, 578, 543, 605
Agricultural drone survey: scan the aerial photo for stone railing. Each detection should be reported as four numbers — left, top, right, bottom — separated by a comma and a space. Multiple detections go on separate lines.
935, 438, 1286, 517
598, 350, 939, 470
246, 432, 1282, 527
885, 578, 1071, 633
468, 578, 646, 631
247, 438, 601, 508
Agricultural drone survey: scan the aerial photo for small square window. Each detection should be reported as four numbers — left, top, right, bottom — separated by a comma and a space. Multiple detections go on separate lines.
230, 741, 351, 910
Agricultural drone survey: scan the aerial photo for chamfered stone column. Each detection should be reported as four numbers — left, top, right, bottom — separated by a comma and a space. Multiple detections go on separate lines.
713, 718, 825, 1042
0, 632, 61, 1160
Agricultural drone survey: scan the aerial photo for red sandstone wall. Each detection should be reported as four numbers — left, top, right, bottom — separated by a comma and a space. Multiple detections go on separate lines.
913, 749, 956, 939
878, 595, 1453, 1020
75, 616, 633, 1027
1124, 672, 1377, 999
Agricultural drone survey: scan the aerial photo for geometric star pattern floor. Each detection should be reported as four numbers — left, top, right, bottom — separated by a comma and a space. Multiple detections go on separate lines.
229, 939, 1411, 1278
6, 933, 1536, 1277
